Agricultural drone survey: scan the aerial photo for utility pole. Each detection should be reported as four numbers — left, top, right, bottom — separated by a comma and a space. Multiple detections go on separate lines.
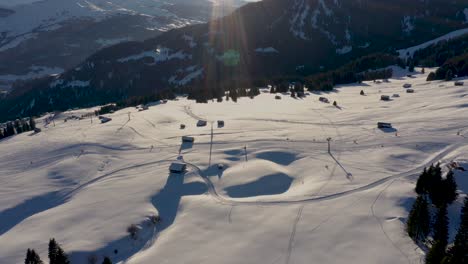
244, 145, 248, 162
327, 137, 332, 154
209, 122, 213, 167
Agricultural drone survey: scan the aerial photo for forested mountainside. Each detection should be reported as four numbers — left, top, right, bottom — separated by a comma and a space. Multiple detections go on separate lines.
1, 0, 468, 121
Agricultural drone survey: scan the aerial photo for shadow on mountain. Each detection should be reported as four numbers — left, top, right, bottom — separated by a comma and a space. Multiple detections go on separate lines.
0, 191, 64, 236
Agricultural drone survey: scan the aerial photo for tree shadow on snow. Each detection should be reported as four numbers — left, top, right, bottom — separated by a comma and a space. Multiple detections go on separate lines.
0, 191, 65, 236
70, 171, 207, 263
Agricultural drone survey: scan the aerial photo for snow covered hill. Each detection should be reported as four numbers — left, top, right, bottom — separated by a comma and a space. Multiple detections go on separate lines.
0, 68, 467, 264
0, 0, 245, 89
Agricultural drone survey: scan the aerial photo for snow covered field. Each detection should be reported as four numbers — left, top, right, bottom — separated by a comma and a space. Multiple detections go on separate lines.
0, 68, 467, 264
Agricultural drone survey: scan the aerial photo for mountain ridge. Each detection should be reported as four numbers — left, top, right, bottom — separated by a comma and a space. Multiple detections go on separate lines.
1, 0, 468, 121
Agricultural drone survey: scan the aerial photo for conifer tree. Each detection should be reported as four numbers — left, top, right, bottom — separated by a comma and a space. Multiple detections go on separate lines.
426, 241, 447, 264
25, 249, 32, 264
29, 118, 36, 130
49, 239, 58, 264
415, 167, 429, 195
230, 89, 238, 102
443, 170, 458, 205
6, 122, 15, 136
25, 249, 43, 264
407, 195, 430, 242
408, 59, 415, 72
14, 119, 23, 134
427, 72, 436, 81
270, 86, 275, 93
444, 197, 468, 264
102, 257, 112, 264
445, 70, 453, 81
55, 247, 70, 264
433, 205, 449, 247
426, 205, 449, 264
428, 163, 444, 207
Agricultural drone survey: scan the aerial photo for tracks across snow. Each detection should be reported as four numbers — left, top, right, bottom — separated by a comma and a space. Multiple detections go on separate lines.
284, 205, 304, 264
185, 142, 462, 206
371, 180, 412, 264
183, 104, 210, 122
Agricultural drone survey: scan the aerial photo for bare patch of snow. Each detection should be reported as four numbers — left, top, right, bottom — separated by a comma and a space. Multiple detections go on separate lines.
402, 16, 414, 34
64, 80, 90, 88
0, 66, 64, 89
255, 47, 279, 53
182, 34, 197, 48
168, 65, 203, 86
117, 48, 191, 64
95, 37, 131, 47
336, 45, 352, 55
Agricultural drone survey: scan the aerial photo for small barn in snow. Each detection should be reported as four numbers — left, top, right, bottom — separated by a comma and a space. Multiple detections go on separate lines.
182, 136, 195, 143
377, 122, 393, 129
169, 162, 187, 174
381, 95, 390, 101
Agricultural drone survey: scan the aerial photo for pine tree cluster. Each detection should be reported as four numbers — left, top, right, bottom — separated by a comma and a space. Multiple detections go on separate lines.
0, 117, 36, 140
415, 164, 458, 207
25, 238, 113, 264
408, 165, 466, 264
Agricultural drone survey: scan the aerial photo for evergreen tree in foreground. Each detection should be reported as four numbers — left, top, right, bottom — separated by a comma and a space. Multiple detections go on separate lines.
102, 257, 112, 264
408, 59, 415, 72
25, 249, 43, 264
56, 247, 70, 264
48, 239, 58, 264
29, 117, 36, 130
444, 197, 468, 264
442, 171, 458, 205
407, 195, 430, 242
427, 72, 436, 81
415, 167, 429, 195
445, 70, 453, 81
426, 205, 449, 264
48, 238, 70, 264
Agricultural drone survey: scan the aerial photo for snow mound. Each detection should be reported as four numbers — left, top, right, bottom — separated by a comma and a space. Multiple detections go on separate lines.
225, 173, 293, 198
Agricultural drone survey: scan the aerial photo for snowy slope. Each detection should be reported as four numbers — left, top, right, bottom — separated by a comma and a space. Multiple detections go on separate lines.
398, 27, 468, 59
0, 69, 467, 264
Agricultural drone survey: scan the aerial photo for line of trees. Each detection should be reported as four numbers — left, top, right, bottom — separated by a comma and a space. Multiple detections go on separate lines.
24, 238, 113, 264
406, 164, 467, 264
0, 117, 36, 140
426, 53, 468, 82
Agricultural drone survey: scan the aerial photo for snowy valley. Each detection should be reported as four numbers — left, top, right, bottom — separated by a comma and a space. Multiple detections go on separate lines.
0, 68, 467, 264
